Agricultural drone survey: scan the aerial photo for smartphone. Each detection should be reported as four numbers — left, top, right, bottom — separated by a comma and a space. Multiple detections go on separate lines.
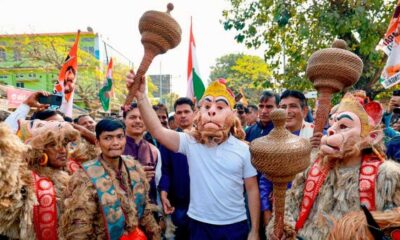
38, 94, 62, 107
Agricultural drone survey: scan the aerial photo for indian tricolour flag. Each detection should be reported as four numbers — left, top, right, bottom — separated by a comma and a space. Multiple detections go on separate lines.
186, 18, 205, 101
99, 58, 113, 112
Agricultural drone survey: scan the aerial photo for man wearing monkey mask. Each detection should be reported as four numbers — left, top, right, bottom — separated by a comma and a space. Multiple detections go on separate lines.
126, 73, 260, 240
267, 93, 400, 240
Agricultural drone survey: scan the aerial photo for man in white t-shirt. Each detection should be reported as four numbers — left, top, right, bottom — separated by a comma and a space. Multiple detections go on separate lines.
126, 73, 260, 240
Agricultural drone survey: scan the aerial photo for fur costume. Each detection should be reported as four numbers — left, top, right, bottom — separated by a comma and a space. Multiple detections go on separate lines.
270, 159, 400, 239
267, 93, 400, 240
60, 155, 161, 240
0, 123, 35, 240
66, 138, 99, 174
328, 207, 400, 239
0, 121, 80, 240
69, 138, 99, 163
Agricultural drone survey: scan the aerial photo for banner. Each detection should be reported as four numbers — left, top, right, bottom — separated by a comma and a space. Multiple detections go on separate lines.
377, 1, 400, 88
6, 87, 33, 108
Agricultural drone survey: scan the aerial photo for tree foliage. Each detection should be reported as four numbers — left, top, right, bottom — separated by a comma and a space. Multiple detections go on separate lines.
222, 0, 398, 98
162, 92, 180, 112
105, 61, 158, 110
7, 34, 99, 70
209, 53, 272, 104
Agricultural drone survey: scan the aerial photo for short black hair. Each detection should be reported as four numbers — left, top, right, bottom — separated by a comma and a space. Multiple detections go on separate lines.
64, 116, 73, 122
234, 103, 248, 113
247, 104, 258, 112
74, 114, 91, 123
280, 90, 307, 108
95, 118, 125, 139
174, 97, 194, 111
234, 102, 243, 109
260, 91, 280, 105
168, 115, 175, 122
393, 90, 400, 97
153, 103, 168, 116
31, 110, 64, 121
123, 102, 138, 119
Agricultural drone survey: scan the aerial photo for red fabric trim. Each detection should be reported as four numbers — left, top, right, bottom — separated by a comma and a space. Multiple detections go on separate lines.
66, 159, 81, 174
295, 159, 331, 231
120, 228, 147, 240
32, 171, 58, 240
359, 155, 382, 211
295, 155, 382, 231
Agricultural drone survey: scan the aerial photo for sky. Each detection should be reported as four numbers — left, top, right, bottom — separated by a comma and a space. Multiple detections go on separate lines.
0, 0, 265, 96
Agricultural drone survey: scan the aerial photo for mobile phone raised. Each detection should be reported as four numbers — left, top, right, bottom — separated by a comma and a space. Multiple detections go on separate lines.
38, 94, 62, 107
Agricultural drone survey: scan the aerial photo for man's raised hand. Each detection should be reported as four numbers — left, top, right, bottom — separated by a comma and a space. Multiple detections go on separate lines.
23, 91, 50, 111
125, 69, 146, 100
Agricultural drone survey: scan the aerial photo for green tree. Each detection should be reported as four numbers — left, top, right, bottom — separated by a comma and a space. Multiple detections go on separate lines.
106, 61, 159, 110
162, 92, 180, 113
222, 0, 397, 98
209, 53, 244, 82
209, 53, 272, 104
8, 34, 99, 71
6, 34, 102, 113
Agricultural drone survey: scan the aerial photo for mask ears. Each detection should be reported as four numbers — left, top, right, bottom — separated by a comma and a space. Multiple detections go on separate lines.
232, 116, 245, 140
366, 130, 384, 145
364, 101, 383, 126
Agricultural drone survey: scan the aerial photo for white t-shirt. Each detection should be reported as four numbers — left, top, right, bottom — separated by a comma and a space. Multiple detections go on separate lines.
178, 132, 257, 225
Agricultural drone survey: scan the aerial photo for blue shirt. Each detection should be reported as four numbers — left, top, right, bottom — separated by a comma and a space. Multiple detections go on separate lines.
382, 112, 400, 146
158, 129, 190, 209
245, 121, 274, 142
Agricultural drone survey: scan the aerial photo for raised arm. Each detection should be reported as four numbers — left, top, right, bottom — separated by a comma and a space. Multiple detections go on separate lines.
126, 70, 180, 152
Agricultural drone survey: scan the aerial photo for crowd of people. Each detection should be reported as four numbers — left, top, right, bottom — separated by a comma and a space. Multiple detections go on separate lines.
0, 71, 400, 240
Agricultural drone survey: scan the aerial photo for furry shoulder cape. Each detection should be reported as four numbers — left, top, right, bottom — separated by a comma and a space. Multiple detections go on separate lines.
267, 159, 400, 240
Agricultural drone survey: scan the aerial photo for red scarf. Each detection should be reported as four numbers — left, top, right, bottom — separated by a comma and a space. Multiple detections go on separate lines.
32, 171, 58, 240
295, 154, 382, 231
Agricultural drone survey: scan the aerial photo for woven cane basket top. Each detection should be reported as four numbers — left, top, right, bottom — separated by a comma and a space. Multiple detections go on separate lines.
306, 39, 363, 92
139, 3, 182, 54
250, 109, 311, 183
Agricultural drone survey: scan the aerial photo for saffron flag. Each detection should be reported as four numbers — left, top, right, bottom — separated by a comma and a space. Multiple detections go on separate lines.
99, 58, 113, 112
186, 18, 205, 101
377, 1, 400, 88
54, 30, 80, 117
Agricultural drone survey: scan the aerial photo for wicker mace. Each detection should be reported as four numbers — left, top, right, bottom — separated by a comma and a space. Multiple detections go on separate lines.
125, 3, 182, 105
306, 39, 363, 134
250, 109, 311, 239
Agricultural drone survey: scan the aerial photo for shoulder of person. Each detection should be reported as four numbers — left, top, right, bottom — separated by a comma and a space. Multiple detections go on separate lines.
66, 167, 94, 194
228, 135, 249, 149
181, 131, 197, 144
121, 155, 142, 167
378, 159, 400, 180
